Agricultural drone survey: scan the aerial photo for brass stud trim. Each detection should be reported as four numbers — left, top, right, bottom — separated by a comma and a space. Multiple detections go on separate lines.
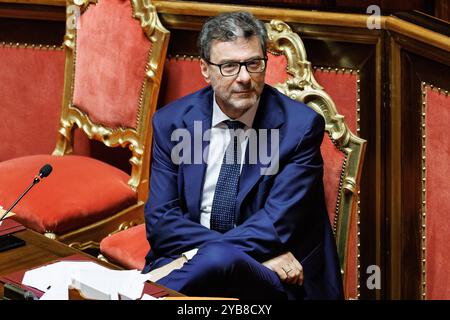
420, 81, 428, 300
419, 82, 448, 299
313, 65, 362, 299
0, 41, 63, 50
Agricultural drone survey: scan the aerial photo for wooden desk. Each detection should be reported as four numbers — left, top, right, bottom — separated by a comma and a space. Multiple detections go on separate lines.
0, 228, 181, 299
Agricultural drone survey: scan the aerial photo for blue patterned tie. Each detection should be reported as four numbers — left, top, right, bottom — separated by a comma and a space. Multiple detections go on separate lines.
210, 120, 246, 233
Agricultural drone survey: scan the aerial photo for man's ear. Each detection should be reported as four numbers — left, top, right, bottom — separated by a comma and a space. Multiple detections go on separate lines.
200, 59, 211, 83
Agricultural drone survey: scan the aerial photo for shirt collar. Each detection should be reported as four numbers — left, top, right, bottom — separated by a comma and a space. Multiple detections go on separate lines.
211, 93, 259, 129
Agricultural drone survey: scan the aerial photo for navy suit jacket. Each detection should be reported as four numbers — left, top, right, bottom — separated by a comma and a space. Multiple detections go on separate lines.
144, 85, 344, 299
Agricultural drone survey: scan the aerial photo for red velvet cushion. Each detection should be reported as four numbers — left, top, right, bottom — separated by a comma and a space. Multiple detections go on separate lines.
321, 134, 346, 226
100, 223, 149, 270
158, 58, 207, 107
313, 70, 358, 133
0, 154, 137, 234
425, 88, 450, 299
266, 52, 288, 86
73, 0, 152, 129
315, 69, 359, 299
0, 46, 65, 162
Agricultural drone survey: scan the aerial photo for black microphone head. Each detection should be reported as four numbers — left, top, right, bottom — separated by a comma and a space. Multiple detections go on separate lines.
39, 164, 53, 178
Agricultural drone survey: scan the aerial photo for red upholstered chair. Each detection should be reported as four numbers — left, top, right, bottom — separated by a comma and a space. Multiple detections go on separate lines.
0, 0, 169, 250
99, 20, 367, 300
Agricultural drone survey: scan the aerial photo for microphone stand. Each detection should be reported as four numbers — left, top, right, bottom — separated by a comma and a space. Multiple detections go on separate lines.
0, 177, 41, 252
0, 177, 40, 222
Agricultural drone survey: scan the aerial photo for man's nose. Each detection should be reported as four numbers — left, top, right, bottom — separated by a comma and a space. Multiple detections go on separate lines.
236, 65, 251, 83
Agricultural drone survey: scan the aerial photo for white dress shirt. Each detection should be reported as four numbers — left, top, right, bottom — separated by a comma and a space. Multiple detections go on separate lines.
199, 95, 259, 229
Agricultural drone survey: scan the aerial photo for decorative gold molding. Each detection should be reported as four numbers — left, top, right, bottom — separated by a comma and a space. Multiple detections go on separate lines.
267, 20, 367, 297
69, 240, 100, 251
73, 0, 96, 7
267, 20, 323, 94
109, 219, 141, 236
131, 0, 160, 41
97, 253, 109, 263
44, 232, 57, 240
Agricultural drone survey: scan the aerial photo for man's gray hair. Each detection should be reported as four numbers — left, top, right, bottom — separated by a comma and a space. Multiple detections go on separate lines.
198, 11, 268, 61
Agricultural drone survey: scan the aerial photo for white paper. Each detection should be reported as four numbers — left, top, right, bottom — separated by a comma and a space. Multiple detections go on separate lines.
22, 261, 108, 293
22, 261, 152, 300
39, 282, 69, 300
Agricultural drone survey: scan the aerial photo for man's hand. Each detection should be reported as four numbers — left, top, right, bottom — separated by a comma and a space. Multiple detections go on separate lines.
262, 252, 303, 286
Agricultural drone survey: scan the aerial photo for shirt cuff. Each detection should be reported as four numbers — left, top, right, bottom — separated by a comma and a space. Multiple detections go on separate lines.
182, 248, 199, 261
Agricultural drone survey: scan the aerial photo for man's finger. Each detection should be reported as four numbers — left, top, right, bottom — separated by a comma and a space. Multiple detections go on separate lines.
289, 259, 303, 286
286, 270, 299, 285
275, 266, 288, 281
297, 267, 304, 286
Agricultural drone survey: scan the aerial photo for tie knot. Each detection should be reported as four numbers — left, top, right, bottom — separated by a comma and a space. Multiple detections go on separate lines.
224, 120, 245, 130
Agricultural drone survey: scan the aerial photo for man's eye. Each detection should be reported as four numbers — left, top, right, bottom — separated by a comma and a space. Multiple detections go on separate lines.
246, 61, 259, 67
222, 63, 238, 71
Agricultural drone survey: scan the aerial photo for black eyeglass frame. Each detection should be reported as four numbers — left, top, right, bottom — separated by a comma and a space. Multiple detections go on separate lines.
205, 57, 268, 77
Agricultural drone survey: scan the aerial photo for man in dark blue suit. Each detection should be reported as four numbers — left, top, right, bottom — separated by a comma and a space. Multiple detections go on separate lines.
143, 11, 343, 299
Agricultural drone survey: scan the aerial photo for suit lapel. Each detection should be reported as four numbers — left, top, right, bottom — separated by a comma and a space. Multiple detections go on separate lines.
182, 89, 213, 222
181, 86, 285, 221
236, 86, 284, 215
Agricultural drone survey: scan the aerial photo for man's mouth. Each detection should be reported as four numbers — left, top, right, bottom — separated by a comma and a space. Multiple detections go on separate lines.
234, 90, 253, 94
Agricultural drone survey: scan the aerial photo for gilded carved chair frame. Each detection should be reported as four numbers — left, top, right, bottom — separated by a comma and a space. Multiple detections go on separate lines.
266, 20, 367, 284
49, 0, 169, 248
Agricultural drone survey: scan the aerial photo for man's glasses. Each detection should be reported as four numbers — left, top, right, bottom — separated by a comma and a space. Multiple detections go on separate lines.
206, 57, 268, 77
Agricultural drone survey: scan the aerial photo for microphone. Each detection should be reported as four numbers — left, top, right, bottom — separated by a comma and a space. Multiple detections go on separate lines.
0, 164, 53, 252
39, 164, 52, 179
0, 164, 53, 222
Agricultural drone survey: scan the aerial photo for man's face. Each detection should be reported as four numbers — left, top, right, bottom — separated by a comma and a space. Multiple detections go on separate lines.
200, 35, 266, 119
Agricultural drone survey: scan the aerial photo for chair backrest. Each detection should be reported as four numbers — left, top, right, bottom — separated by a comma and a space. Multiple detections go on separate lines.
266, 20, 367, 298
53, 0, 169, 201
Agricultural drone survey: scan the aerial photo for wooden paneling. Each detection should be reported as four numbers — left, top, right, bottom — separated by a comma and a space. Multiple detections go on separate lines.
0, 17, 64, 44
0, 2, 65, 20
435, 0, 450, 22
336, 0, 428, 12
387, 27, 450, 299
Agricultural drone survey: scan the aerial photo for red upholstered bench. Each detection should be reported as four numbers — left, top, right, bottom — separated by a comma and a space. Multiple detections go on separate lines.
99, 223, 149, 270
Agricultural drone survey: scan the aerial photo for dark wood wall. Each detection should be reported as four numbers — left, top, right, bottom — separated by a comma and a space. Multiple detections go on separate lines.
177, 0, 448, 21
386, 24, 450, 299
